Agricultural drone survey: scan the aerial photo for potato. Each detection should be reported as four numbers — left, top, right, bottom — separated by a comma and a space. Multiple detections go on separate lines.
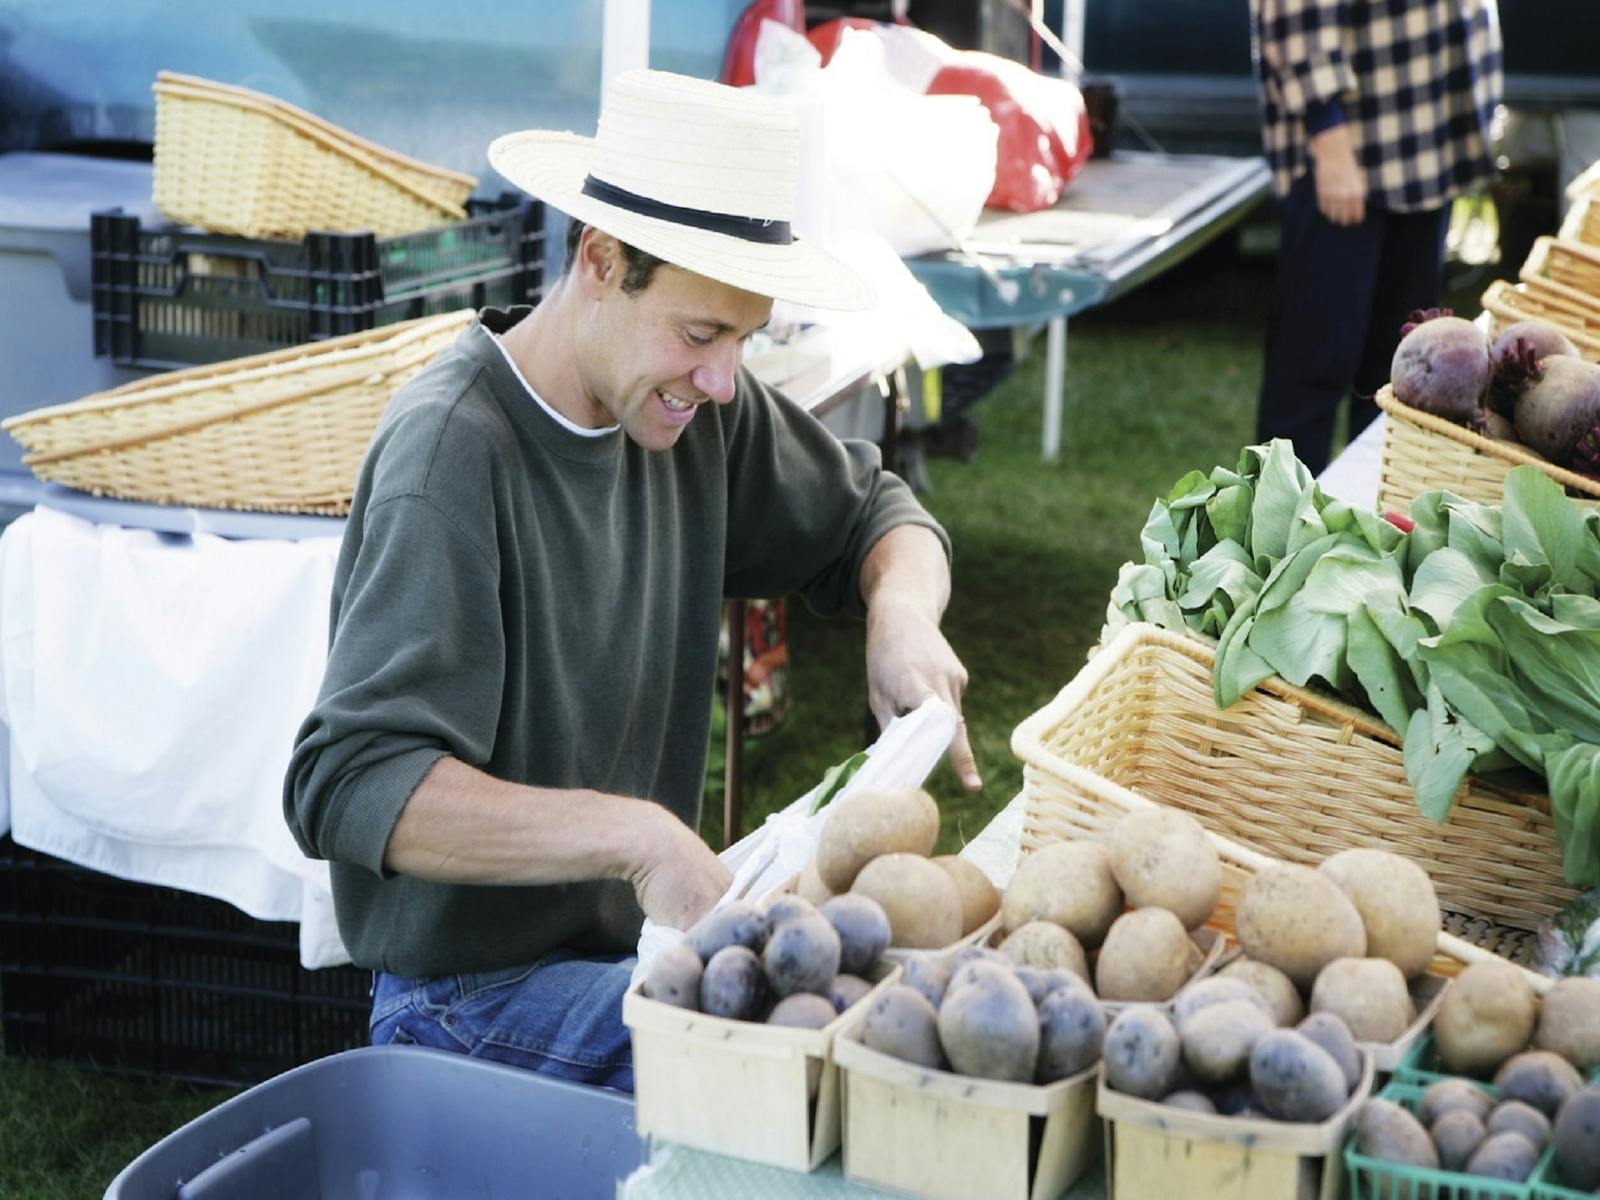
901, 953, 953, 1008
1435, 960, 1538, 1077
821, 894, 892, 976
1107, 807, 1221, 930
1309, 957, 1416, 1043
861, 984, 944, 1069
1484, 1099, 1550, 1151
641, 941, 703, 1010
816, 787, 939, 892
999, 921, 1090, 980
850, 853, 963, 949
1180, 999, 1274, 1084
1534, 977, 1600, 1071
760, 894, 819, 940
1174, 976, 1274, 1031
795, 860, 834, 906
1430, 1109, 1486, 1171
1552, 1086, 1600, 1190
688, 900, 765, 963
1356, 1098, 1439, 1169
827, 973, 873, 1014
762, 912, 841, 998
1219, 958, 1304, 1026
1095, 908, 1193, 1002
932, 855, 1001, 935
936, 962, 1039, 1083
1418, 1078, 1494, 1127
1318, 848, 1441, 980
1493, 1050, 1583, 1119
1016, 966, 1092, 1007
767, 993, 837, 1029
700, 945, 766, 1020
1164, 1091, 1217, 1114
1236, 864, 1366, 989
1296, 1012, 1362, 1093
1212, 1082, 1268, 1118
1249, 1030, 1349, 1123
1001, 841, 1123, 948
1103, 1007, 1182, 1100
1464, 1131, 1540, 1182
1036, 985, 1105, 1083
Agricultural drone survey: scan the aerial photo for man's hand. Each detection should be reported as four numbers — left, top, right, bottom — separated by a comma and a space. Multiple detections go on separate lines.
1310, 124, 1365, 226
627, 808, 732, 930
865, 594, 982, 791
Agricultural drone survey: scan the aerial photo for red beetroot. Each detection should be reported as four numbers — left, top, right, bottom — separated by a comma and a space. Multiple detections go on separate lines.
1489, 319, 1579, 417
1512, 355, 1600, 469
1390, 313, 1492, 430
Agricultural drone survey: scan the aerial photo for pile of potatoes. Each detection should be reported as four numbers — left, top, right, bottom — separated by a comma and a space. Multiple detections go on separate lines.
1100, 977, 1366, 1123
1228, 849, 1445, 1046
640, 891, 896, 1029
999, 808, 1224, 1002
1356, 963, 1600, 1188
798, 787, 1000, 949
856, 942, 1105, 1085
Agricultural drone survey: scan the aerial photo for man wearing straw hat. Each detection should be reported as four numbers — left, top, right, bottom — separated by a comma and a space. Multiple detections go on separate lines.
284, 70, 979, 1092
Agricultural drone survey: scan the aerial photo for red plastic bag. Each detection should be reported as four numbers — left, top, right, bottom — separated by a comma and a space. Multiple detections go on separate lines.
806, 17, 882, 66
927, 55, 1092, 213
720, 0, 806, 86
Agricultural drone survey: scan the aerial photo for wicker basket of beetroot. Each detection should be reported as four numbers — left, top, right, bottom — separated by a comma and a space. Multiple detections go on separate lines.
1377, 309, 1600, 514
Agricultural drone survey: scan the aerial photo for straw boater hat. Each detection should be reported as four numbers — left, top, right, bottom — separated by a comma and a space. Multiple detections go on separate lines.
488, 69, 872, 311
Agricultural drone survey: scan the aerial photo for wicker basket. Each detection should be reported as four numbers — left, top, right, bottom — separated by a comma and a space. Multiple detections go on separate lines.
1567, 158, 1600, 204
153, 71, 476, 240
1481, 278, 1600, 362
1521, 236, 1600, 307
1, 309, 473, 515
1559, 195, 1600, 248
1374, 385, 1600, 514
1011, 623, 1572, 989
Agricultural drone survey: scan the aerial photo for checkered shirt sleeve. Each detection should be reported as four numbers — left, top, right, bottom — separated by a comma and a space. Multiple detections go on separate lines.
1250, 0, 1503, 212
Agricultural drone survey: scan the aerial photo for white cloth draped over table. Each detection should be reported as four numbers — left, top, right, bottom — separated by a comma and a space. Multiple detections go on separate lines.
0, 507, 348, 968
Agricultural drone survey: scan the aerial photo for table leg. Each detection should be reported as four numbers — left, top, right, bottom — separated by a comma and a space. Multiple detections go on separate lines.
1042, 315, 1067, 461
722, 598, 746, 850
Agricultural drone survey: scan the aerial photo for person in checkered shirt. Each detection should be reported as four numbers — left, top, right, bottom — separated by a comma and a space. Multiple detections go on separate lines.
1251, 0, 1503, 476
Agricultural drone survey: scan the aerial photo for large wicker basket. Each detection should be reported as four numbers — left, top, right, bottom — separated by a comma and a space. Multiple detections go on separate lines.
1012, 623, 1571, 988
1374, 385, 1600, 514
2, 309, 473, 515
153, 71, 476, 240
1521, 236, 1600, 308
1480, 278, 1600, 362
1559, 194, 1600, 248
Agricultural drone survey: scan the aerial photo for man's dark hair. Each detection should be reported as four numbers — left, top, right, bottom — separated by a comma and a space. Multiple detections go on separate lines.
564, 221, 665, 295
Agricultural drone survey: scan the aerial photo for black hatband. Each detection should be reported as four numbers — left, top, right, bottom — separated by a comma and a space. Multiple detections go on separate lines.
580, 175, 791, 245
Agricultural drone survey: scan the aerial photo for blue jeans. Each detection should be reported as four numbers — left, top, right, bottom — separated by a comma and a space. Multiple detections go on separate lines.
370, 949, 637, 1093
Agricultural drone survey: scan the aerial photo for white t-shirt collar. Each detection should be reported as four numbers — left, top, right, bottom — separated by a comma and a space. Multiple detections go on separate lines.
489, 331, 619, 438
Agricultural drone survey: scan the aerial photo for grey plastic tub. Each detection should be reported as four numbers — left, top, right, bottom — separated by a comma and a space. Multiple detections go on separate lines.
105, 1046, 644, 1200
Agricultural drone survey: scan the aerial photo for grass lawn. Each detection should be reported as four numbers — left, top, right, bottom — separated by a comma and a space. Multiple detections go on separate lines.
0, 236, 1502, 1198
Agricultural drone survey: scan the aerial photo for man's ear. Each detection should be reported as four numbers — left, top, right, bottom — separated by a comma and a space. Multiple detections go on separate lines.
575, 227, 621, 298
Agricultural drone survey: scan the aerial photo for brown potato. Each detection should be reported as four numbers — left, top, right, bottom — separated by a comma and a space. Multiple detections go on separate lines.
1534, 977, 1600, 1072
795, 859, 834, 906
1219, 958, 1304, 1026
998, 921, 1089, 980
1001, 841, 1123, 948
1107, 807, 1221, 931
1318, 848, 1441, 980
816, 787, 939, 893
850, 853, 963, 950
1435, 960, 1537, 1077
1309, 957, 1416, 1043
1236, 864, 1366, 990
1095, 908, 1192, 1003
932, 855, 1001, 935
1180, 999, 1274, 1084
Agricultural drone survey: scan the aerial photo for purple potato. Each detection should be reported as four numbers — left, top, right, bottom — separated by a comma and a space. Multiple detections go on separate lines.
821, 894, 892, 975
700, 944, 766, 1020
641, 941, 703, 1010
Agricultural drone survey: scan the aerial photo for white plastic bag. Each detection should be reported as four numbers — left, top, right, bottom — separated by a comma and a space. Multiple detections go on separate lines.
631, 696, 959, 988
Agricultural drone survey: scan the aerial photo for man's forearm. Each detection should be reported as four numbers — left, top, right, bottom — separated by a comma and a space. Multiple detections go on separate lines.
859, 524, 951, 619
382, 755, 664, 886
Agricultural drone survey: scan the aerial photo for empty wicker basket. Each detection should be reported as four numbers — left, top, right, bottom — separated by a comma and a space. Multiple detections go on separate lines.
1374, 385, 1600, 515
1559, 195, 1600, 248
2, 309, 473, 515
1521, 236, 1600, 308
1480, 278, 1600, 362
153, 71, 476, 240
1012, 622, 1569, 988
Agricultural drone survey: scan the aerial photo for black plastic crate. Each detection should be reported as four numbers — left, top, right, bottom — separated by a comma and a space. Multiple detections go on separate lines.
0, 836, 370, 1087
91, 194, 545, 370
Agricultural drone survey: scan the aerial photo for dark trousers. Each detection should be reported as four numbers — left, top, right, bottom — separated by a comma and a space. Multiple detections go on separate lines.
1257, 174, 1451, 477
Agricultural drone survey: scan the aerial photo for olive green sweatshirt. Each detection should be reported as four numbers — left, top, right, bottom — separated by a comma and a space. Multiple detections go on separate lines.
283, 307, 947, 977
